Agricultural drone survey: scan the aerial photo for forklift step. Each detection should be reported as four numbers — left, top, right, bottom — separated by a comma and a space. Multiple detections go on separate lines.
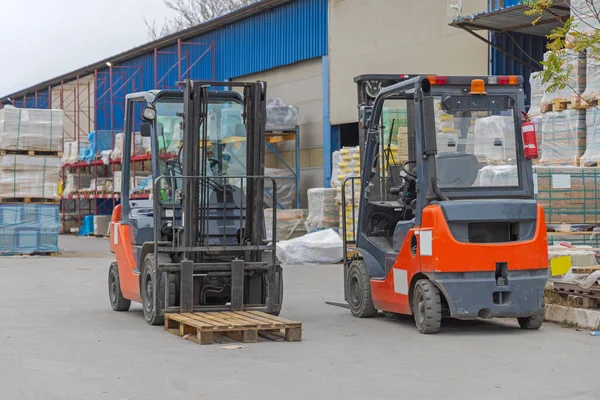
164, 311, 302, 345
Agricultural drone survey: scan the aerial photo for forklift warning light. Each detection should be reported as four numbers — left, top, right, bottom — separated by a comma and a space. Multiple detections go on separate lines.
469, 79, 487, 95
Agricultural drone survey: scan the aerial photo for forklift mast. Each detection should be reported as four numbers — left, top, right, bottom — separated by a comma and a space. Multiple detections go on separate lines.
112, 80, 283, 322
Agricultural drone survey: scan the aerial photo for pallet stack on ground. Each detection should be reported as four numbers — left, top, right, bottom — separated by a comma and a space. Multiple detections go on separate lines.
0, 106, 63, 255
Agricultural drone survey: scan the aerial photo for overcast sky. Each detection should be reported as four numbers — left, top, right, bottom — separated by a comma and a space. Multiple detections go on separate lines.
0, 0, 176, 97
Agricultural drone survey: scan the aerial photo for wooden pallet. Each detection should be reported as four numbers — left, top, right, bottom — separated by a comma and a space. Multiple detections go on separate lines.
0, 149, 62, 157
541, 98, 589, 113
0, 251, 60, 257
554, 281, 600, 300
0, 197, 60, 204
164, 311, 302, 345
572, 266, 600, 274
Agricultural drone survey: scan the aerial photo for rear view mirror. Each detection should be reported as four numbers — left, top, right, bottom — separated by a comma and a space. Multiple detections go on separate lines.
140, 123, 152, 138
359, 106, 372, 129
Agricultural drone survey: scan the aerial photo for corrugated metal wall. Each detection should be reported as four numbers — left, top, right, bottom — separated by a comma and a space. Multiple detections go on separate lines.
490, 32, 546, 106
96, 0, 328, 131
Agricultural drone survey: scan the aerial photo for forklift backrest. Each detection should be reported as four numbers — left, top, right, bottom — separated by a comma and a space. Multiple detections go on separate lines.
435, 152, 479, 188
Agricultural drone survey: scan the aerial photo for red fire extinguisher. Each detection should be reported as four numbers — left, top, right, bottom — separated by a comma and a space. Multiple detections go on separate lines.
521, 111, 539, 160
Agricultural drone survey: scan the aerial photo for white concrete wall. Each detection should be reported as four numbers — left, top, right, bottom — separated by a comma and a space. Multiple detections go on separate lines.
51, 74, 95, 143
234, 58, 324, 206
328, 0, 489, 124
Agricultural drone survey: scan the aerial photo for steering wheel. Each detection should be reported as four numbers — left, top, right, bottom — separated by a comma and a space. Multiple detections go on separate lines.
402, 160, 417, 179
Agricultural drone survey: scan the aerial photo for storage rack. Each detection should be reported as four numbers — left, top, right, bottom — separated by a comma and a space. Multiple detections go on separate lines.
265, 125, 300, 209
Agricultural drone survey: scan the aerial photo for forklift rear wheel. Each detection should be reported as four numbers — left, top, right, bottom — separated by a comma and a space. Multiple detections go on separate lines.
517, 310, 544, 330
108, 262, 131, 312
141, 254, 165, 326
347, 260, 378, 318
413, 279, 442, 334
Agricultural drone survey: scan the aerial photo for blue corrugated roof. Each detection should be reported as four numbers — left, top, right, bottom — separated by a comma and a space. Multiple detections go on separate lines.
92, 0, 327, 131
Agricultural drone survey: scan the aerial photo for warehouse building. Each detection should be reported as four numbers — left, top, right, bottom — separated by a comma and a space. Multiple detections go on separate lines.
0, 0, 492, 206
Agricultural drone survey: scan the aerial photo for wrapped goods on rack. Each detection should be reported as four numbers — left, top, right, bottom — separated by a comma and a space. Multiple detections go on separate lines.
473, 116, 516, 161
305, 188, 338, 233
63, 173, 94, 196
534, 166, 600, 224
264, 168, 296, 210
580, 107, 600, 165
113, 171, 122, 193
0, 204, 59, 255
264, 209, 308, 241
0, 155, 60, 199
266, 98, 299, 131
62, 142, 79, 165
540, 109, 586, 165
0, 107, 63, 152
540, 50, 586, 108
80, 131, 114, 162
110, 133, 124, 160
88, 177, 113, 192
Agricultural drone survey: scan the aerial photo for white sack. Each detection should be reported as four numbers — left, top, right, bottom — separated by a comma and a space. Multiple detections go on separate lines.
276, 229, 343, 265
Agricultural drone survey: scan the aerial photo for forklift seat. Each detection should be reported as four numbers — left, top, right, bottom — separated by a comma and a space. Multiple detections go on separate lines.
436, 152, 479, 188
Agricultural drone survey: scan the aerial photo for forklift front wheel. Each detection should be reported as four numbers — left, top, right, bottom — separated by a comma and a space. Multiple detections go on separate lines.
141, 254, 165, 326
347, 260, 378, 318
108, 262, 131, 312
412, 279, 442, 334
517, 310, 544, 330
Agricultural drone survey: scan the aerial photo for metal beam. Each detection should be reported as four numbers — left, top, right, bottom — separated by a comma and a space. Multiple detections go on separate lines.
461, 26, 542, 71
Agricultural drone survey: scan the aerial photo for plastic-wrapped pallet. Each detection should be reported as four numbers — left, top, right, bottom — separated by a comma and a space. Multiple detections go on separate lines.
266, 98, 299, 131
305, 188, 338, 233
580, 107, 600, 165
473, 116, 516, 161
476, 165, 518, 187
0, 107, 63, 152
80, 131, 114, 161
533, 166, 600, 224
569, 0, 600, 36
0, 204, 60, 255
339, 204, 360, 242
264, 208, 307, 241
529, 73, 543, 116
540, 50, 586, 108
264, 168, 296, 210
0, 155, 60, 199
540, 110, 586, 165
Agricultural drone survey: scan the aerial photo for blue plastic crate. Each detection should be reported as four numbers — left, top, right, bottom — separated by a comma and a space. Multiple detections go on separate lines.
0, 204, 60, 254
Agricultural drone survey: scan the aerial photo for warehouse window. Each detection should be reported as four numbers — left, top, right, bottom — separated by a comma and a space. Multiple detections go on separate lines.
340, 123, 359, 147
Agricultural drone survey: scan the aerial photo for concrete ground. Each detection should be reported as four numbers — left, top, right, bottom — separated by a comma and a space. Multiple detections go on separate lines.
0, 236, 597, 400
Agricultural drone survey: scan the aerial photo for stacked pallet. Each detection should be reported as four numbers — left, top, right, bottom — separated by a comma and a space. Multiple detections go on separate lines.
0, 107, 63, 255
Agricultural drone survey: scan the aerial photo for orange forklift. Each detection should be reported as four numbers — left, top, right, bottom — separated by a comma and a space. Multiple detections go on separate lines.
107, 80, 283, 325
341, 75, 548, 333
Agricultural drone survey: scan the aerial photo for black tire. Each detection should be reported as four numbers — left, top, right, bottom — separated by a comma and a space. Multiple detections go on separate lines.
141, 254, 166, 326
108, 262, 131, 312
518, 310, 544, 330
412, 279, 442, 334
347, 260, 377, 318
268, 271, 284, 317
